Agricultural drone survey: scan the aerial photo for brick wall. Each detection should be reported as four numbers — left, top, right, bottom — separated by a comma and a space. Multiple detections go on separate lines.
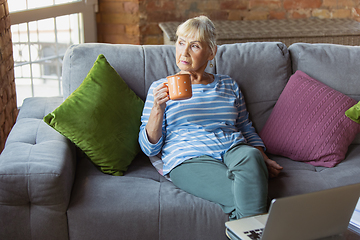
97, 0, 141, 44
96, 0, 360, 45
140, 0, 360, 44
0, 0, 17, 153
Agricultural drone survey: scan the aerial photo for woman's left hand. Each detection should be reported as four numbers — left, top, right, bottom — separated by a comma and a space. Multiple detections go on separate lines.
264, 158, 283, 178
255, 146, 283, 178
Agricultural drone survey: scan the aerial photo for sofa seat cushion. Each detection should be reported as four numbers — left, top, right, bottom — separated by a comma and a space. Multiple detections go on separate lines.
67, 155, 229, 240
67, 174, 161, 240
268, 145, 360, 199
76, 149, 162, 181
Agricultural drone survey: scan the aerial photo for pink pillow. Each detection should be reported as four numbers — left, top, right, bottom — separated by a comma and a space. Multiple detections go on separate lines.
260, 70, 360, 167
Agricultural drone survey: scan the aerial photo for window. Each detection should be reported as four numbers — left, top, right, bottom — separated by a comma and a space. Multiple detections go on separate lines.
9, 0, 98, 106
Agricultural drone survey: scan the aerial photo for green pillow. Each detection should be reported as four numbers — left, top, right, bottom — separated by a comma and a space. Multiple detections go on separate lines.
346, 101, 360, 124
44, 54, 144, 176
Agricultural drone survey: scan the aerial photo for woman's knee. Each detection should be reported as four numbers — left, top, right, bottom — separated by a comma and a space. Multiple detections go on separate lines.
245, 146, 263, 161
169, 157, 235, 207
224, 145, 264, 168
224, 145, 268, 181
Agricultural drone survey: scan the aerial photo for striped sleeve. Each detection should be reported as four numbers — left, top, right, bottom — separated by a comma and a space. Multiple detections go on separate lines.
234, 82, 265, 148
138, 80, 166, 157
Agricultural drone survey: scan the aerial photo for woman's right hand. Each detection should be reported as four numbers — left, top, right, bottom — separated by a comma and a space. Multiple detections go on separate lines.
153, 83, 170, 112
145, 83, 170, 144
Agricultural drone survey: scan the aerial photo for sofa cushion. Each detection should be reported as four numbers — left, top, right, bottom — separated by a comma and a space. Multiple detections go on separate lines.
289, 42, 360, 144
346, 101, 360, 124
62, 44, 147, 100
268, 145, 360, 199
44, 54, 144, 176
214, 42, 292, 132
260, 70, 360, 167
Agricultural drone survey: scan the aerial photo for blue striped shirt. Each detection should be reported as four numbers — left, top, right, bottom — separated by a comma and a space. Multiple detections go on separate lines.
139, 74, 265, 175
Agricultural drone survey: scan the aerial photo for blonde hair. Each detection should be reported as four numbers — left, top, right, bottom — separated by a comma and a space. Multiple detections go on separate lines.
176, 16, 217, 56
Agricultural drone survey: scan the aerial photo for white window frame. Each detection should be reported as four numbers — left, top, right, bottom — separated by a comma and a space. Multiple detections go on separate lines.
9, 0, 98, 106
10, 0, 98, 43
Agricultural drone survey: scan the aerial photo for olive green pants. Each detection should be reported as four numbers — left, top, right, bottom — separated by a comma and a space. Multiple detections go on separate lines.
169, 144, 269, 220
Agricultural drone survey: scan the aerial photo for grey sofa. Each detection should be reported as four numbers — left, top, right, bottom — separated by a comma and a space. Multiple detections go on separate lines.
1, 42, 359, 240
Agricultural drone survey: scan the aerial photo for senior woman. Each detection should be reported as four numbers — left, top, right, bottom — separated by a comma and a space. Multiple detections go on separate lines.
138, 16, 283, 220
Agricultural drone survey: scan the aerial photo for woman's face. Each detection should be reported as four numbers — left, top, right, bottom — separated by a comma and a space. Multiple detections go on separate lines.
175, 35, 214, 74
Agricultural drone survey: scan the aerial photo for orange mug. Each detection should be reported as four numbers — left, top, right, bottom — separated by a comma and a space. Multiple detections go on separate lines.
165, 74, 192, 100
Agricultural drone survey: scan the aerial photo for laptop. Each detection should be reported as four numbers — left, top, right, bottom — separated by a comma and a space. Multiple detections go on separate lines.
225, 183, 360, 240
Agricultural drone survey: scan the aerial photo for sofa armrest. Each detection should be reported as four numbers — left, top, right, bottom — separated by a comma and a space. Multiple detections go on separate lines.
0, 97, 76, 240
